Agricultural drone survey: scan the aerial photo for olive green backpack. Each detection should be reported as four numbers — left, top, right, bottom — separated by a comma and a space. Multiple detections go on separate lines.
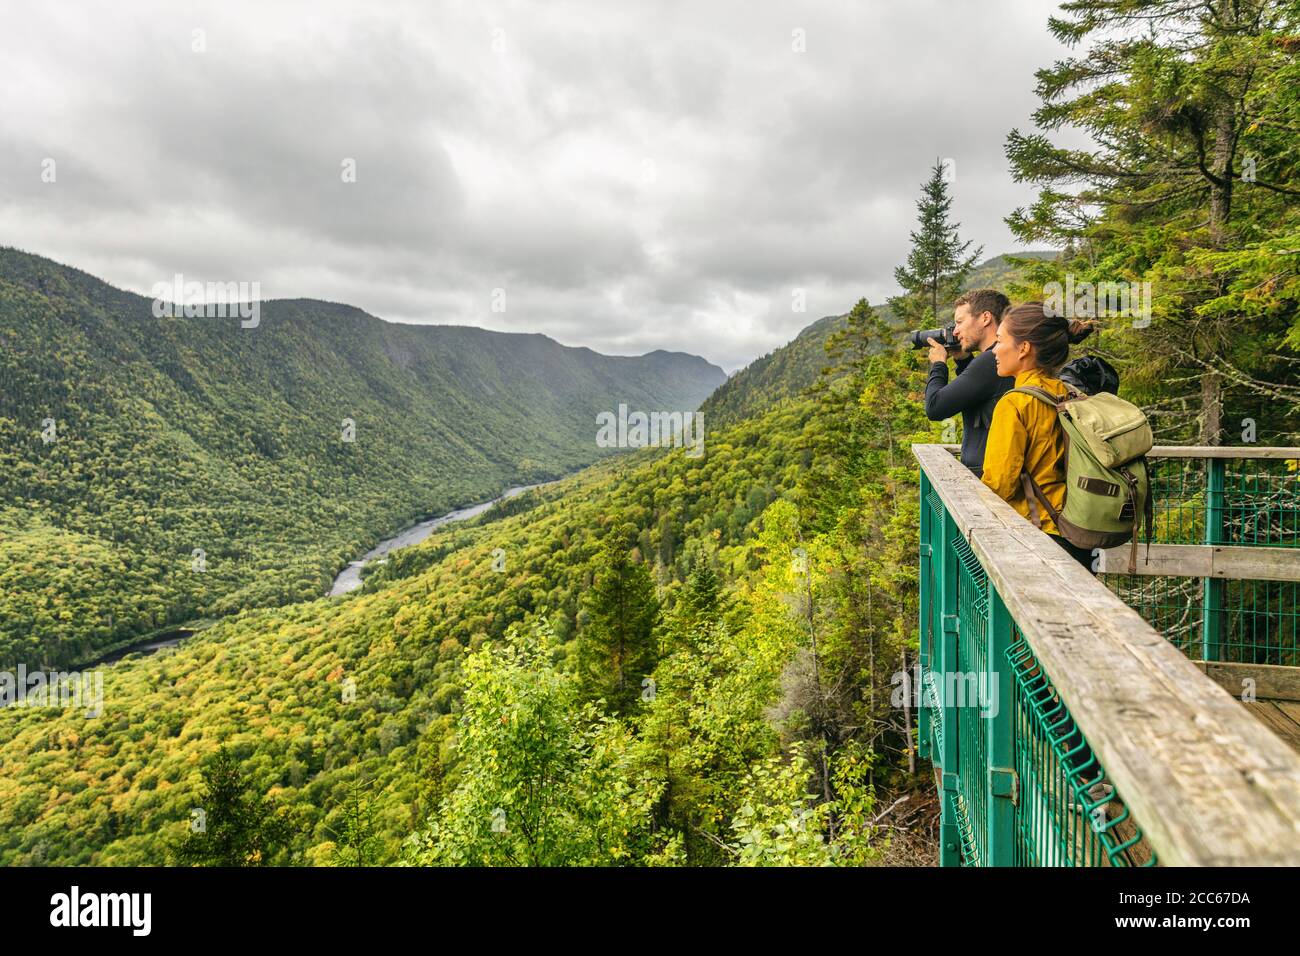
1013, 386, 1154, 573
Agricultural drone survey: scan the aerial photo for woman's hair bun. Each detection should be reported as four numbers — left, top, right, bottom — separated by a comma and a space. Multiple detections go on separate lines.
1067, 318, 1099, 344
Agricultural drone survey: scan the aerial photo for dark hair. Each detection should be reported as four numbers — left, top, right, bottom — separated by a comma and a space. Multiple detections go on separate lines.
954, 288, 1010, 323
1001, 301, 1097, 373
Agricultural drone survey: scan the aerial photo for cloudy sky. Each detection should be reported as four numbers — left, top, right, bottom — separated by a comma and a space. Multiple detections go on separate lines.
1, 0, 1080, 371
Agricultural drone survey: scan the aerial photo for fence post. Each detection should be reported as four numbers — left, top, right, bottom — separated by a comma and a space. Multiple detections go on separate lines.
986, 589, 1016, 866
918, 471, 932, 762
1202, 457, 1225, 661
938, 504, 962, 866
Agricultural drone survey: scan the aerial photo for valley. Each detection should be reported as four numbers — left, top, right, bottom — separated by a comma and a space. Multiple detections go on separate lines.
0, 248, 725, 670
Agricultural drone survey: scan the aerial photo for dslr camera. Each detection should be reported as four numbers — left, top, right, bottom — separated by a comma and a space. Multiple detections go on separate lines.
908, 324, 960, 351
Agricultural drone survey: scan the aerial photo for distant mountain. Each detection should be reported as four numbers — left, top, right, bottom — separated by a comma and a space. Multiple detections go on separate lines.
702, 313, 846, 429
703, 251, 1059, 428
0, 248, 724, 666
962, 250, 1059, 290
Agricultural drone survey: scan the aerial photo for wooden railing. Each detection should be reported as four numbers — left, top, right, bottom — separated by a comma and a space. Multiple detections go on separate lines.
915, 443, 1300, 866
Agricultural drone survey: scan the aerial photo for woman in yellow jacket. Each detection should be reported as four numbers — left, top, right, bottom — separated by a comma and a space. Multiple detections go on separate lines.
981, 302, 1098, 571
983, 302, 1115, 811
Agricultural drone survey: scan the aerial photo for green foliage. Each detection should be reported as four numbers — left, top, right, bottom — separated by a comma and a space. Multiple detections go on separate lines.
0, 389, 811, 865
1004, 0, 1300, 443
170, 746, 299, 866
403, 621, 677, 866
577, 530, 661, 714
325, 779, 384, 866
729, 754, 833, 866
726, 742, 884, 866
0, 247, 724, 668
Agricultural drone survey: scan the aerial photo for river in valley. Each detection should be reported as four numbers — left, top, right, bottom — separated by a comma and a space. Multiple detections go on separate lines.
327, 482, 547, 597
69, 482, 552, 669
81, 628, 196, 667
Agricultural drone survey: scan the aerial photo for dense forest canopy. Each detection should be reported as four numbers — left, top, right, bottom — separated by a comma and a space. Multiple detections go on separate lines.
0, 231, 972, 865
0, 247, 724, 668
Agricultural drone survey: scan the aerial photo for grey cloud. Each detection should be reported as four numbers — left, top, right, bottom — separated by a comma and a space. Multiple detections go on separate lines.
0, 0, 1071, 369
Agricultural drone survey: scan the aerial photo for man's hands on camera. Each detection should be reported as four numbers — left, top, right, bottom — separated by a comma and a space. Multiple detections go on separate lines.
927, 337, 971, 364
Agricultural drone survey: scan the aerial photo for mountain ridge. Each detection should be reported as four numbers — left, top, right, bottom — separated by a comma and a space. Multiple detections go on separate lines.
0, 246, 726, 375
702, 250, 1059, 427
0, 247, 725, 667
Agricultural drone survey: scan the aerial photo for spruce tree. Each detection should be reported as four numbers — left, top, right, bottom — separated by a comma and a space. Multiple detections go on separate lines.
578, 524, 661, 714
890, 160, 982, 332
171, 747, 297, 866
674, 547, 721, 637
328, 779, 382, 866
1005, 0, 1300, 443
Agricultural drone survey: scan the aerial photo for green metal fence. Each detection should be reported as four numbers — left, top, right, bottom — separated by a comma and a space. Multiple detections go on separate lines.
919, 466, 1154, 867
1104, 453, 1300, 665
916, 445, 1300, 867
1007, 631, 1150, 866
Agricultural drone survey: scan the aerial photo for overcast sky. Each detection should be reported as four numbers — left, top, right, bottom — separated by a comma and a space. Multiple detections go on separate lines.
0, 0, 1080, 371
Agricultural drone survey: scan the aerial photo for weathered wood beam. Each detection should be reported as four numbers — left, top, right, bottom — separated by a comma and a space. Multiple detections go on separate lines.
1099, 544, 1300, 581
1192, 661, 1300, 703
1150, 446, 1300, 460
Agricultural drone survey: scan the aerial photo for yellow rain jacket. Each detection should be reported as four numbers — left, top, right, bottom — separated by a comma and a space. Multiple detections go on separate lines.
979, 369, 1070, 537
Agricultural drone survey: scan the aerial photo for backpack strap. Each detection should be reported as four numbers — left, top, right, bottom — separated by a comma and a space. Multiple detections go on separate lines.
1021, 474, 1042, 529
1020, 470, 1063, 529
1118, 466, 1140, 574
1116, 459, 1156, 575
1011, 385, 1063, 407
1012, 386, 1066, 532
1142, 458, 1154, 566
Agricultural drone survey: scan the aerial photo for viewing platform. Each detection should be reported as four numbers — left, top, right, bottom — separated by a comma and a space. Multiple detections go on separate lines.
914, 443, 1300, 866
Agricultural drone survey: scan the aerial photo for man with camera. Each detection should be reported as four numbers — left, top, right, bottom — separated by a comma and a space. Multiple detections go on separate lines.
918, 288, 1013, 478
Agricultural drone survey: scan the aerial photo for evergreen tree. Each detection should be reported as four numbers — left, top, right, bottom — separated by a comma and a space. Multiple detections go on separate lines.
171, 747, 297, 866
890, 161, 982, 331
1005, 0, 1300, 443
577, 524, 661, 714
328, 779, 383, 866
675, 546, 721, 636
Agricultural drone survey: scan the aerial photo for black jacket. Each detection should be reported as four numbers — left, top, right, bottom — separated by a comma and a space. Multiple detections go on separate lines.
924, 350, 1015, 477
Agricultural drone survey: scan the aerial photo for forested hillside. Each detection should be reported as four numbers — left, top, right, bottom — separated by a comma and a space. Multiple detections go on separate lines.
0, 271, 953, 866
702, 251, 1058, 430
0, 398, 796, 864
0, 244, 1048, 866
0, 249, 724, 668
702, 314, 845, 428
